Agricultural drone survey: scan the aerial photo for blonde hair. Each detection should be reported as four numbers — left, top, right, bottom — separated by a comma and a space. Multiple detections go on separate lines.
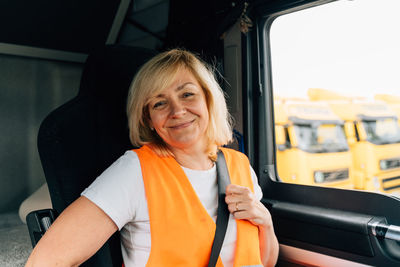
127, 49, 233, 159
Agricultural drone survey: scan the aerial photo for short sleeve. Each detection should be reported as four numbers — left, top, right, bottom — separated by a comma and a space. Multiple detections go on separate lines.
81, 150, 144, 230
250, 165, 263, 200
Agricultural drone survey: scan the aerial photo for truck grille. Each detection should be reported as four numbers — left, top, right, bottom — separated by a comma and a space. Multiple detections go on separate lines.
382, 176, 400, 191
385, 158, 400, 170
319, 169, 349, 183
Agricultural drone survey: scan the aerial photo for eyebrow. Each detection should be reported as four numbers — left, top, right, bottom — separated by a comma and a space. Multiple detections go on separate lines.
176, 82, 195, 91
154, 82, 196, 98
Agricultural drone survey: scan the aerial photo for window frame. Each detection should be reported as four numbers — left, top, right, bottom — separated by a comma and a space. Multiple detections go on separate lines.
242, 0, 400, 265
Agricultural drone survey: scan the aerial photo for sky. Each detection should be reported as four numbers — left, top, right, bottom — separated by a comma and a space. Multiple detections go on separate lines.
269, 0, 400, 99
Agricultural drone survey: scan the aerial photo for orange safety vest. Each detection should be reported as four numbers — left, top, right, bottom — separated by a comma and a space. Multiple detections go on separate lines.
135, 145, 263, 267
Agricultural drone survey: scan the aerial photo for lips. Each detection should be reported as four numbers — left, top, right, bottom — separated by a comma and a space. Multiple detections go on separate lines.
168, 119, 195, 129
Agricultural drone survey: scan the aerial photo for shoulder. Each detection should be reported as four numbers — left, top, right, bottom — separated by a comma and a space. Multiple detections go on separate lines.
83, 150, 142, 192
219, 147, 249, 163
115, 149, 140, 164
103, 150, 140, 173
81, 150, 145, 229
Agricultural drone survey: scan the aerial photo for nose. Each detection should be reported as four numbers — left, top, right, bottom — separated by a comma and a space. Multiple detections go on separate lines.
170, 99, 186, 117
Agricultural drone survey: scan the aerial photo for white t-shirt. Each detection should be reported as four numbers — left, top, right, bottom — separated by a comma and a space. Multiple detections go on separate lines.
82, 150, 262, 267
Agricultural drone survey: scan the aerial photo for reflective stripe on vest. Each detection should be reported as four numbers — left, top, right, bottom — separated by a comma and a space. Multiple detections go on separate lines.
135, 145, 262, 267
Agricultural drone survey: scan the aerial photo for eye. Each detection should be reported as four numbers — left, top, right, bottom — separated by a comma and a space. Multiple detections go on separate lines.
182, 92, 194, 98
153, 100, 166, 109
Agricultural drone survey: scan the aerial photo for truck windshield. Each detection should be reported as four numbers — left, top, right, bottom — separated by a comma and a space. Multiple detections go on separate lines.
293, 124, 349, 153
362, 118, 400, 145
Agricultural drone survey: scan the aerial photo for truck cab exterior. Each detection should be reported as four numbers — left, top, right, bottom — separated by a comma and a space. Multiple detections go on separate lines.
274, 98, 353, 189
309, 89, 400, 194
376, 94, 400, 127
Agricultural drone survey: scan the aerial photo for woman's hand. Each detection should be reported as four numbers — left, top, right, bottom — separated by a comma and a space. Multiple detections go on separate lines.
225, 184, 271, 227
225, 184, 279, 267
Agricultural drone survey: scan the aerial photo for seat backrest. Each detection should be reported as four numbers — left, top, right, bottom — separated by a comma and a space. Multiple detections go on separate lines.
37, 45, 157, 267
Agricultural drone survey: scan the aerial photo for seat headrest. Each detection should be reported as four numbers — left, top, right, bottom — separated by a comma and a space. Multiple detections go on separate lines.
79, 45, 158, 98
38, 45, 158, 211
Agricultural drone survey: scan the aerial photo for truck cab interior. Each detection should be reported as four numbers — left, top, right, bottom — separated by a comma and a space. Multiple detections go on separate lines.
1, 0, 400, 266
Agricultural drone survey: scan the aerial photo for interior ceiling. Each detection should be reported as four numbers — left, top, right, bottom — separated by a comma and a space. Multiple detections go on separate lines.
118, 0, 169, 48
0, 0, 122, 54
0, 0, 262, 57
120, 0, 251, 58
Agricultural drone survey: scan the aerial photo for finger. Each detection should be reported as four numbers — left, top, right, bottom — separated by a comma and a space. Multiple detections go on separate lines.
231, 202, 273, 226
225, 185, 253, 200
225, 184, 250, 195
227, 201, 246, 213
225, 194, 254, 205
231, 207, 261, 223
225, 188, 254, 204
231, 210, 251, 220
227, 203, 236, 213
225, 194, 242, 204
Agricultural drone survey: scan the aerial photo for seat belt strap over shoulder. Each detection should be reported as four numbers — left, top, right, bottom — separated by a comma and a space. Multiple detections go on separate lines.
208, 150, 231, 267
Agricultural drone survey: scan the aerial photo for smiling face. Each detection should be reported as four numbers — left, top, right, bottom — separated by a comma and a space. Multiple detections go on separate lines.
147, 67, 209, 151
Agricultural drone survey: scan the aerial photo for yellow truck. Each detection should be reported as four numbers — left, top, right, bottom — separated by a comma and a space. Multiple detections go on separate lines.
309, 89, 400, 195
274, 98, 354, 189
375, 94, 400, 127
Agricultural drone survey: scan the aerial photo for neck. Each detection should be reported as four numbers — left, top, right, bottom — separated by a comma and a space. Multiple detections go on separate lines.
169, 143, 214, 170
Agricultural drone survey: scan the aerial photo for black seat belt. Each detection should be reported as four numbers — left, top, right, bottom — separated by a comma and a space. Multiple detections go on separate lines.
208, 150, 231, 267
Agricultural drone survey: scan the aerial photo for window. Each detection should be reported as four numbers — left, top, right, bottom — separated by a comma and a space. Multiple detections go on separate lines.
363, 118, 400, 144
269, 0, 400, 195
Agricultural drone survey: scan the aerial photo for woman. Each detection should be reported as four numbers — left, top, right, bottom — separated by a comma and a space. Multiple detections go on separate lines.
25, 49, 278, 267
